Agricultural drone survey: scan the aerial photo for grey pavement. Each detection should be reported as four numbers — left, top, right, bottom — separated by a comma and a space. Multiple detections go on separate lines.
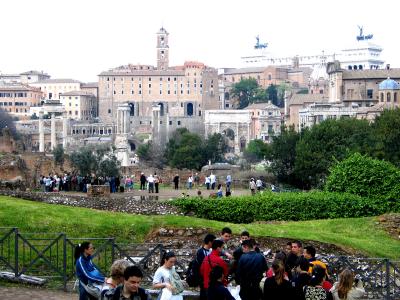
0, 286, 76, 300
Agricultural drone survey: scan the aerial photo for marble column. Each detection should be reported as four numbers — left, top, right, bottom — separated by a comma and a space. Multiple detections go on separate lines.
62, 112, 68, 148
39, 111, 44, 152
50, 113, 56, 150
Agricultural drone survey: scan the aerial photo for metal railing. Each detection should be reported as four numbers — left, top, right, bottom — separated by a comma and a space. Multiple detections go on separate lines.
0, 227, 399, 299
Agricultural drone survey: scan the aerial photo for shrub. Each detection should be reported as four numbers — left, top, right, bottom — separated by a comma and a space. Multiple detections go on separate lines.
171, 191, 396, 224
325, 153, 400, 210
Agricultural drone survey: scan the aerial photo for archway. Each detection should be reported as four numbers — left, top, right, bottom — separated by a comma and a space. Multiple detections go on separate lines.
187, 103, 193, 116
158, 102, 164, 116
129, 142, 136, 152
128, 103, 135, 116
222, 128, 235, 153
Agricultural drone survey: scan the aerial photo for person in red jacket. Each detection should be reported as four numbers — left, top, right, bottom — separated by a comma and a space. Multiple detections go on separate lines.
200, 239, 229, 296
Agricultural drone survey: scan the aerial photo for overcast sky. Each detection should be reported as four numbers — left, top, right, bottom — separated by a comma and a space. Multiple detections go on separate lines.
1, 0, 398, 82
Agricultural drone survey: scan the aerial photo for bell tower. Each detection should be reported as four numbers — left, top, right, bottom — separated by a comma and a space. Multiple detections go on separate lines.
156, 27, 169, 70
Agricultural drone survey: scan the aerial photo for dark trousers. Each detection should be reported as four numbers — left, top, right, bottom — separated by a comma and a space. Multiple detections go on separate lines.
174, 182, 178, 189
199, 287, 207, 300
140, 182, 146, 190
155, 183, 159, 193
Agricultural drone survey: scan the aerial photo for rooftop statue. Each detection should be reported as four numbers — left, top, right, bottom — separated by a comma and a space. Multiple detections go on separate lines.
254, 35, 268, 49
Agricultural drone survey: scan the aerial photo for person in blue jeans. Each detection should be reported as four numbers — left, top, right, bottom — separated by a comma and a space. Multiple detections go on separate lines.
75, 242, 106, 300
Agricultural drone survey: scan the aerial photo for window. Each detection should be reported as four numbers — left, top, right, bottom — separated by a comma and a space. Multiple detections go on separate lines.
387, 92, 391, 102
148, 77, 152, 81
108, 109, 111, 114
177, 120, 181, 125
394, 92, 398, 103
380, 93, 384, 102
367, 89, 373, 99
169, 121, 172, 125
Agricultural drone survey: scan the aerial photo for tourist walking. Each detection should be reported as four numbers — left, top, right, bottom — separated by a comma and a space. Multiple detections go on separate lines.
256, 178, 263, 191
210, 173, 216, 190
249, 178, 256, 195
205, 175, 211, 190
173, 174, 180, 190
188, 175, 193, 189
226, 174, 232, 189
194, 173, 200, 187
140, 173, 146, 190
147, 174, 155, 193
75, 242, 105, 300
154, 173, 160, 193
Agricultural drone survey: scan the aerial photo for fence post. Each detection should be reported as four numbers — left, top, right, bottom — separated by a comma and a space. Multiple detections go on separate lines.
111, 238, 115, 262
14, 228, 18, 278
385, 258, 391, 300
62, 233, 67, 292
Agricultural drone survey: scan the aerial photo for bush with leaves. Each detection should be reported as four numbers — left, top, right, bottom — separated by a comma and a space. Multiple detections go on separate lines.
171, 191, 396, 224
325, 153, 400, 208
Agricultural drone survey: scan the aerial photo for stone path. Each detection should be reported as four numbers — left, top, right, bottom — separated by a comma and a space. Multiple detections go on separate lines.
0, 286, 75, 299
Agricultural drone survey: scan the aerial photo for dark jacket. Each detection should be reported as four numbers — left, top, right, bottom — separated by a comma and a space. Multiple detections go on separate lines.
76, 255, 104, 285
263, 277, 295, 300
103, 285, 150, 300
207, 282, 235, 300
236, 251, 267, 286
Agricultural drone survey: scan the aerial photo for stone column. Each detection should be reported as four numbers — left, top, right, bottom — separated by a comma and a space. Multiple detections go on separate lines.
50, 113, 56, 150
39, 111, 44, 152
63, 112, 69, 148
166, 113, 170, 143
235, 122, 240, 153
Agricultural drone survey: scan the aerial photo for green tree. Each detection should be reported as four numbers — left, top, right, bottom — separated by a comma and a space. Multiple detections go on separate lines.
204, 133, 228, 163
294, 118, 374, 189
70, 145, 120, 176
230, 78, 261, 108
137, 141, 166, 168
0, 108, 18, 138
266, 84, 279, 106
136, 142, 152, 161
268, 126, 300, 184
371, 108, 400, 166
52, 144, 65, 167
243, 139, 270, 162
325, 152, 400, 203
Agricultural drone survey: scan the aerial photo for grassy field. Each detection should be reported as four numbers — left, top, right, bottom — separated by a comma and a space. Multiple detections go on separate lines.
0, 196, 399, 259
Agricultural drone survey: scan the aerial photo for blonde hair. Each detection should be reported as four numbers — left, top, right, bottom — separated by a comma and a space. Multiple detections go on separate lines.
272, 259, 285, 285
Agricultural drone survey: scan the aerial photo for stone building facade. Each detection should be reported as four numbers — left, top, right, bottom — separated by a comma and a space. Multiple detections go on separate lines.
30, 79, 82, 100
97, 28, 219, 144
0, 82, 43, 119
60, 90, 98, 121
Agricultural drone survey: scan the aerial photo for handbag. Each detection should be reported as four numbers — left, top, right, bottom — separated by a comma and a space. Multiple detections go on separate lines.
169, 269, 185, 295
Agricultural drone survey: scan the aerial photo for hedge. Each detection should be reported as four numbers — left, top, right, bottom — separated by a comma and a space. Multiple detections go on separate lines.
171, 191, 399, 224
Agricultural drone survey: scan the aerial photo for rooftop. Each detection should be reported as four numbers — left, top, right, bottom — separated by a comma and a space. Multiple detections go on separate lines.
342, 69, 400, 80
31, 79, 81, 84
289, 93, 329, 105
61, 90, 96, 97
20, 70, 49, 76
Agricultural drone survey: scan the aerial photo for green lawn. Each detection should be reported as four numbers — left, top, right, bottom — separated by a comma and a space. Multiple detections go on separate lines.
0, 196, 399, 259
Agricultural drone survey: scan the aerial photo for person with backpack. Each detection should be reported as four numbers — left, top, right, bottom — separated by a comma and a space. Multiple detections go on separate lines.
186, 234, 216, 299
75, 242, 106, 300
200, 240, 229, 299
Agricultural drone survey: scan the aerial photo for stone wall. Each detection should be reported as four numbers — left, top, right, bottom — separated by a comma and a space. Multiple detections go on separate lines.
0, 190, 180, 215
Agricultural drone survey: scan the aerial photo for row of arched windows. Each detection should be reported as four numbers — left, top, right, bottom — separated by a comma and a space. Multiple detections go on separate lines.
380, 92, 398, 103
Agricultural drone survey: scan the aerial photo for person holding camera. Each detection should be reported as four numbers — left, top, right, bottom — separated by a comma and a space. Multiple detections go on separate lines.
330, 269, 365, 300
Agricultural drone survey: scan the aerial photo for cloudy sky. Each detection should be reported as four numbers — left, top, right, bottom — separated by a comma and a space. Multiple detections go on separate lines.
1, 0, 397, 82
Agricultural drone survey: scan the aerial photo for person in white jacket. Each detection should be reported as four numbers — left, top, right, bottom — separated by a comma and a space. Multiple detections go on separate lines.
330, 269, 365, 300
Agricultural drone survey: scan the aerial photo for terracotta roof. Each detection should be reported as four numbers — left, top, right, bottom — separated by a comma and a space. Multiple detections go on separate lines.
0, 83, 41, 92
342, 69, 400, 80
288, 93, 329, 105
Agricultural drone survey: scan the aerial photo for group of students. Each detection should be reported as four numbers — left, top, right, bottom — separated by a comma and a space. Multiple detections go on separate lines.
74, 229, 365, 300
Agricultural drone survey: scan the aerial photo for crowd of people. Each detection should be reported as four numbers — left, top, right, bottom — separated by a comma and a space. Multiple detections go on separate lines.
75, 228, 365, 300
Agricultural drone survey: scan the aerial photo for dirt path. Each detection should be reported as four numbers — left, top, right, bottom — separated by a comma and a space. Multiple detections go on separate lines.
0, 286, 75, 300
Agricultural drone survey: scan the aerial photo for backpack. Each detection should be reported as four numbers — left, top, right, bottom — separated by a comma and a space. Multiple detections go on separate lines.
186, 257, 201, 287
